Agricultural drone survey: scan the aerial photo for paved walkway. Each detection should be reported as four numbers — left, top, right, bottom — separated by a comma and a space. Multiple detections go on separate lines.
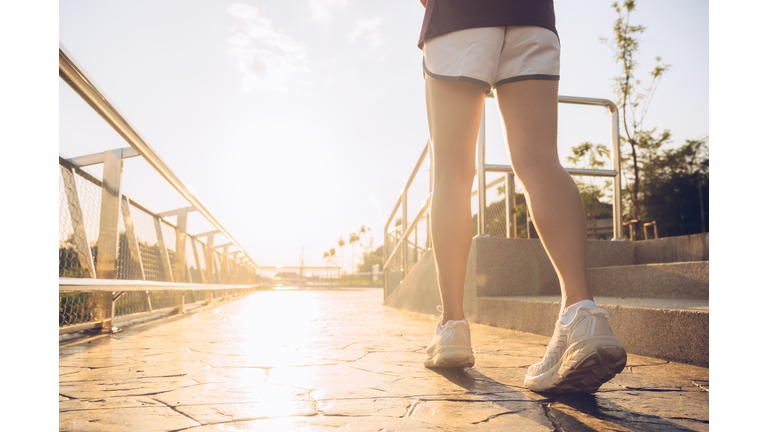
59, 288, 709, 431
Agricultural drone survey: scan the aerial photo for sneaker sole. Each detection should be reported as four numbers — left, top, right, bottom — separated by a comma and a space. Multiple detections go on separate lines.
424, 346, 475, 368
524, 336, 627, 393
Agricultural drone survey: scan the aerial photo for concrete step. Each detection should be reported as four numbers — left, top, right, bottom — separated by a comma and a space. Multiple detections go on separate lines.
476, 295, 708, 367
383, 234, 710, 367
589, 261, 709, 300
471, 236, 708, 299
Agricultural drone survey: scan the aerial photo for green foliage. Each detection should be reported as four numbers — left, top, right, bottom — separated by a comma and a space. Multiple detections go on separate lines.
640, 138, 709, 237
356, 245, 384, 273
602, 0, 671, 239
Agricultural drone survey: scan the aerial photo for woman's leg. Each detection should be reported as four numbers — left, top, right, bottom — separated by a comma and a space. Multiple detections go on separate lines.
494, 79, 593, 312
425, 75, 487, 325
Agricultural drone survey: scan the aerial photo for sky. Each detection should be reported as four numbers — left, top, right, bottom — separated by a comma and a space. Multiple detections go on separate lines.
56, 0, 709, 269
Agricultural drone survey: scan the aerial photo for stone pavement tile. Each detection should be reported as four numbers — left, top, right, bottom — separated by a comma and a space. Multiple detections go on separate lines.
189, 366, 269, 384
59, 361, 209, 383
544, 390, 710, 432
59, 375, 199, 399
59, 396, 166, 412
60, 289, 708, 431
174, 400, 317, 424
153, 381, 313, 407
59, 407, 199, 432
176, 415, 444, 431
410, 400, 552, 431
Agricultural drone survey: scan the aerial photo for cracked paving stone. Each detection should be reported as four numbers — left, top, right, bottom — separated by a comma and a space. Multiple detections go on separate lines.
173, 400, 317, 424
59, 361, 209, 383
411, 400, 552, 431
59, 407, 199, 432
315, 397, 412, 417
152, 381, 313, 407
59, 376, 199, 399
60, 289, 708, 431
59, 396, 166, 412
188, 367, 269, 384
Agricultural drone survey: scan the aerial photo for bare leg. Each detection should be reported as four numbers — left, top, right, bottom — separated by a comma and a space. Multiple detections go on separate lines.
494, 80, 593, 313
425, 76, 486, 325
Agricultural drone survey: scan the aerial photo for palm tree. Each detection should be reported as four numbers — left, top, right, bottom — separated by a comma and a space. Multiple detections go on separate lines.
348, 232, 360, 273
337, 237, 346, 273
323, 248, 337, 266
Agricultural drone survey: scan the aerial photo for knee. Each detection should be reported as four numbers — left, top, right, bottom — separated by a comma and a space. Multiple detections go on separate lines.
511, 153, 562, 185
433, 161, 475, 191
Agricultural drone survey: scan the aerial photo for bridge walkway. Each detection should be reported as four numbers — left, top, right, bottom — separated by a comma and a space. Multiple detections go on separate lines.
59, 288, 708, 431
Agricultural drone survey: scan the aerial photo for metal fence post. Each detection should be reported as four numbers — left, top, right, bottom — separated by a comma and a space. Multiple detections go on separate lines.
205, 233, 215, 304
61, 165, 96, 279
173, 207, 188, 312
402, 191, 408, 276
191, 237, 202, 283
505, 173, 517, 239
120, 195, 151, 312
154, 218, 174, 282
120, 196, 146, 280
477, 107, 487, 236
93, 149, 123, 331
427, 140, 433, 251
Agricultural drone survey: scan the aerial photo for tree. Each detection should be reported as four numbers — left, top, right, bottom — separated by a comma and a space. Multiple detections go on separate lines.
358, 224, 373, 256
640, 137, 709, 237
357, 245, 384, 273
567, 142, 613, 239
602, 0, 671, 239
322, 247, 338, 266
348, 232, 360, 273
337, 237, 345, 272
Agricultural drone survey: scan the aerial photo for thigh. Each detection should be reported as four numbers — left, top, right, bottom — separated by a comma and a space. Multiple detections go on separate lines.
425, 75, 487, 179
493, 79, 560, 170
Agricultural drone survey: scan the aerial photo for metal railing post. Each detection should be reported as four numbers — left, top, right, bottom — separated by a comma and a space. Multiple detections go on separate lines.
402, 191, 408, 276
154, 218, 174, 282
119, 195, 151, 312
61, 165, 96, 279
173, 207, 188, 312
477, 107, 487, 236
120, 196, 145, 281
505, 173, 517, 239
94, 149, 123, 331
221, 245, 230, 285
610, 107, 623, 241
205, 233, 215, 304
383, 225, 388, 299
427, 140, 433, 251
191, 237, 202, 283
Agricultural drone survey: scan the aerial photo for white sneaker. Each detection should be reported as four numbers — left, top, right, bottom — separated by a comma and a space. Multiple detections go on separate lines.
424, 316, 475, 368
524, 305, 627, 393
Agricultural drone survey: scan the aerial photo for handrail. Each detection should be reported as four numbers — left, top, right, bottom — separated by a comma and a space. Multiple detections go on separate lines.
59, 278, 256, 292
476, 94, 622, 240
58, 42, 257, 268
384, 141, 429, 231
382, 196, 430, 272
383, 94, 624, 298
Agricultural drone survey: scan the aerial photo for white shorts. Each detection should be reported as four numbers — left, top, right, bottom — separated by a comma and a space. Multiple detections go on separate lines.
422, 26, 560, 92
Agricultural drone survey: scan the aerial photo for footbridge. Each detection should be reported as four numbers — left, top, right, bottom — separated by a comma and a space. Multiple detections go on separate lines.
58, 44, 708, 431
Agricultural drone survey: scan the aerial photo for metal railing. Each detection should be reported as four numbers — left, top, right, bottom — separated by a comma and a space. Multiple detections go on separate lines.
59, 43, 261, 335
382, 95, 623, 298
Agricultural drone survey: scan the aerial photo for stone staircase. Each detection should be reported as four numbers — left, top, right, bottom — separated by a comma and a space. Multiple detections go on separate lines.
384, 233, 709, 367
